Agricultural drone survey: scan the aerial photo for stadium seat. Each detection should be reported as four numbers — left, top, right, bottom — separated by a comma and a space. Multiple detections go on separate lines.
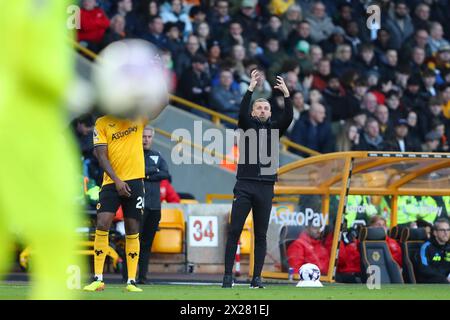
389, 225, 406, 242
279, 225, 305, 272
359, 227, 404, 284
400, 227, 428, 284
151, 208, 185, 253
179, 199, 199, 204
227, 212, 253, 255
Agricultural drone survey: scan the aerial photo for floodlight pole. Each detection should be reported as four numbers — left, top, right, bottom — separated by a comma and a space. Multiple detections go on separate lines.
328, 156, 354, 282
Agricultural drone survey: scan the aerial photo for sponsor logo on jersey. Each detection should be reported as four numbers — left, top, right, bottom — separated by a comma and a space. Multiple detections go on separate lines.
112, 126, 138, 140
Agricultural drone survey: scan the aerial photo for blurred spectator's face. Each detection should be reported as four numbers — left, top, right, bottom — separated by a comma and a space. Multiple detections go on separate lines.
416, 4, 430, 20
172, 0, 182, 14
292, 92, 304, 110
266, 39, 279, 53
431, 23, 444, 39
312, 3, 326, 19
337, 46, 352, 61
395, 125, 408, 139
216, 1, 229, 17
362, 49, 374, 63
366, 121, 380, 138
412, 48, 425, 65
318, 60, 330, 76
363, 93, 378, 113
348, 125, 358, 141
415, 30, 429, 47
167, 26, 180, 39
328, 78, 340, 90
423, 75, 436, 87
430, 103, 443, 116
439, 50, 450, 63
287, 7, 301, 21
407, 111, 417, 127
354, 113, 367, 128
386, 50, 398, 66
395, 3, 408, 18
241, 5, 254, 16
269, 16, 281, 30
310, 47, 323, 64
209, 45, 221, 58
407, 84, 420, 94
197, 22, 210, 38
355, 84, 368, 98
370, 218, 387, 231
150, 18, 164, 34
285, 72, 299, 90
192, 61, 206, 73
119, 0, 132, 13
346, 22, 359, 37
112, 16, 125, 33
375, 105, 389, 124
232, 45, 246, 61
427, 139, 439, 150
186, 36, 199, 54
387, 95, 400, 110
149, 1, 159, 16
251, 101, 271, 122
230, 23, 242, 36
220, 71, 233, 88
436, 124, 445, 136
310, 103, 326, 123
307, 225, 322, 239
309, 89, 322, 103
442, 87, 450, 101
367, 74, 379, 87
340, 5, 352, 21
298, 22, 310, 38
83, 0, 97, 10
433, 221, 450, 245
143, 129, 154, 150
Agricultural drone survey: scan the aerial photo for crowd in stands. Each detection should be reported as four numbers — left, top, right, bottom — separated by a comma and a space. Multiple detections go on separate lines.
76, 0, 450, 156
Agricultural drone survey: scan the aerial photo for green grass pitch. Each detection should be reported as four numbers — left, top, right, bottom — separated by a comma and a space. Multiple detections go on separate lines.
1, 283, 450, 300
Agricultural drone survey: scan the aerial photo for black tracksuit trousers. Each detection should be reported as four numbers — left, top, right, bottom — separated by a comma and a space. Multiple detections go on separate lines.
138, 208, 161, 280
224, 180, 274, 277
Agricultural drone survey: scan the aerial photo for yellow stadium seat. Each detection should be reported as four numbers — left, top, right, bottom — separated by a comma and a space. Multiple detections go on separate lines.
180, 199, 199, 204
151, 208, 185, 253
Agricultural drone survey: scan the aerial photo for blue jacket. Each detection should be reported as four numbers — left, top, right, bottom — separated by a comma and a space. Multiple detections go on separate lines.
289, 116, 334, 156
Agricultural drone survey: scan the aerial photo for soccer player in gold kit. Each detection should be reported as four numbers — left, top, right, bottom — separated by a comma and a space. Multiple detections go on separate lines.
83, 115, 148, 292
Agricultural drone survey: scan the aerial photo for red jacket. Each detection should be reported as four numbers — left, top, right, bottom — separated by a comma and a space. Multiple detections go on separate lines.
160, 179, 180, 203
287, 232, 330, 275
336, 241, 361, 273
77, 8, 110, 43
386, 236, 402, 267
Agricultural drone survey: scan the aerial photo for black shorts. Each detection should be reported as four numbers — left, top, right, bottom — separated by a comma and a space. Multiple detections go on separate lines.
97, 179, 145, 221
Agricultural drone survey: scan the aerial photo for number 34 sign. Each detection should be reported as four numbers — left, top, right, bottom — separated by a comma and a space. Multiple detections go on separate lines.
188, 216, 218, 247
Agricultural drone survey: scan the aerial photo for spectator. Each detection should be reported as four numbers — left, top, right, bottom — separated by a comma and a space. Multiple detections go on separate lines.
355, 43, 379, 76
418, 96, 448, 141
177, 54, 211, 115
280, 4, 303, 40
260, 15, 285, 44
401, 75, 427, 113
343, 20, 361, 54
294, 40, 314, 76
385, 90, 405, 123
310, 45, 324, 67
336, 121, 360, 152
421, 69, 438, 100
305, 1, 335, 43
401, 28, 431, 61
361, 92, 379, 116
421, 130, 441, 153
319, 26, 347, 57
287, 224, 330, 274
239, 63, 272, 101
189, 5, 208, 33
353, 117, 384, 151
234, 0, 260, 37
257, 37, 289, 71
374, 104, 391, 138
207, 40, 223, 80
384, 118, 422, 152
160, 0, 193, 38
289, 102, 334, 155
160, 179, 181, 203
409, 46, 427, 75
221, 21, 247, 56
175, 34, 200, 76
331, 44, 355, 77
312, 58, 331, 91
142, 15, 168, 49
385, 0, 415, 50
134, 0, 160, 36
77, 0, 110, 52
208, 0, 232, 40
111, 0, 139, 37
287, 91, 309, 133
269, 0, 295, 16
101, 14, 127, 49
194, 21, 212, 55
164, 22, 184, 57
414, 218, 450, 284
209, 69, 242, 120
286, 20, 313, 54
428, 22, 450, 55
373, 28, 394, 55
368, 216, 403, 268
380, 49, 399, 81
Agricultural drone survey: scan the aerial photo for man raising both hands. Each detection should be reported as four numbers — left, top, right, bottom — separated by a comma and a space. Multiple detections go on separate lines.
222, 70, 293, 288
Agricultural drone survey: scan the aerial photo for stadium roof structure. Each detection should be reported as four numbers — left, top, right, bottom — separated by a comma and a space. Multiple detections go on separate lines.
256, 151, 450, 282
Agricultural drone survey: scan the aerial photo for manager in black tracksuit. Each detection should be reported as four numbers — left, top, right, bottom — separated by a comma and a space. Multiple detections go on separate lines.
137, 126, 171, 284
222, 70, 293, 288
